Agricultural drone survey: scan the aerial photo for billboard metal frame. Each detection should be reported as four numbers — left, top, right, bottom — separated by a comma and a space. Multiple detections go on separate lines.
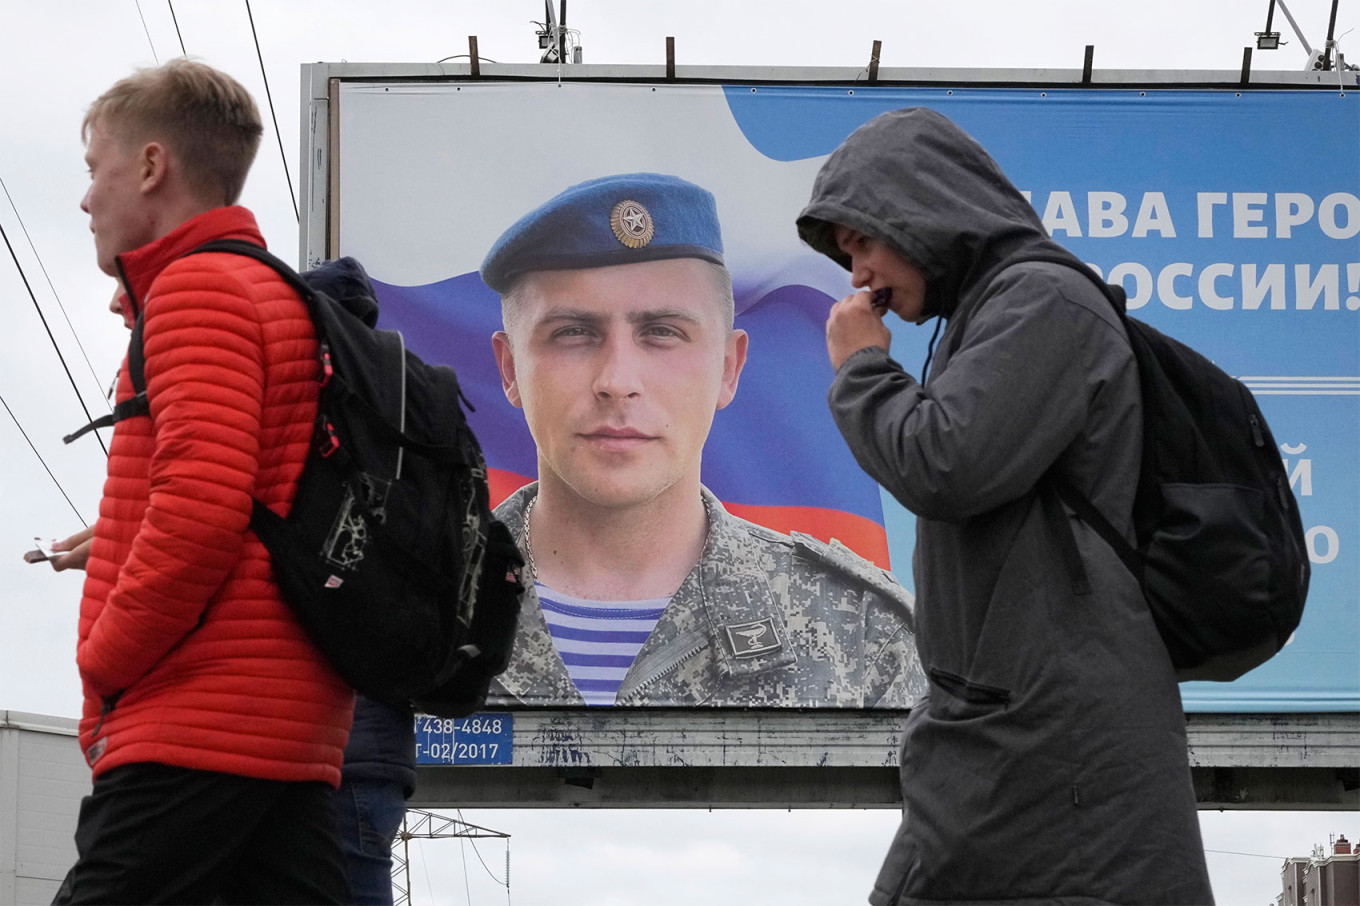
408, 710, 1360, 810
302, 61, 1359, 808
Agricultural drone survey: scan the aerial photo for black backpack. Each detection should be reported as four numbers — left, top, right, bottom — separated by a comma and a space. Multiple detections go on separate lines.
67, 239, 524, 716
952, 255, 1310, 682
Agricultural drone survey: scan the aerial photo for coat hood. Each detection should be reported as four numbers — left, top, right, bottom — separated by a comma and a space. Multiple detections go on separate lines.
797, 107, 1082, 319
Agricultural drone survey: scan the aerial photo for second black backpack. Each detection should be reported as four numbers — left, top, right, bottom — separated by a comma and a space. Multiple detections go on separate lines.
71, 239, 524, 716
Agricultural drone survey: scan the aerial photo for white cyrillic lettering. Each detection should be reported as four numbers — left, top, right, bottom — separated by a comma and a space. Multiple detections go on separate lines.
1275, 193, 1315, 238
1131, 192, 1176, 238
1242, 264, 1287, 310
1286, 458, 1313, 496
1158, 263, 1194, 310
1306, 525, 1339, 565
1198, 263, 1234, 309
1319, 192, 1360, 240
1041, 191, 1082, 237
1108, 262, 1153, 310
1233, 192, 1269, 238
1088, 192, 1128, 238
1198, 192, 1228, 238
1295, 264, 1340, 310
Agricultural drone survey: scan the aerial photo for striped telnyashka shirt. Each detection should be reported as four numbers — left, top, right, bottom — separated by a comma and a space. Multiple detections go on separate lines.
535, 584, 669, 706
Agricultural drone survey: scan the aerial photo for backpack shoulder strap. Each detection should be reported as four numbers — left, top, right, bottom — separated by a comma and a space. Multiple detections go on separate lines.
187, 239, 318, 310
62, 316, 149, 445
65, 240, 293, 446
1050, 474, 1144, 582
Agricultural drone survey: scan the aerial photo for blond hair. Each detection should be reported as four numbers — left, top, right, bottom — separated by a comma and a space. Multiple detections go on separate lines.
83, 59, 263, 205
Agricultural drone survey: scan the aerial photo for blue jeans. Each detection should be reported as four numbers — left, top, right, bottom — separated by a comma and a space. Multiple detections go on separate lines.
331, 778, 408, 906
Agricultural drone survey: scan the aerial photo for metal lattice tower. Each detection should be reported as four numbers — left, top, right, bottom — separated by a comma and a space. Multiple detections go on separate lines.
390, 809, 511, 905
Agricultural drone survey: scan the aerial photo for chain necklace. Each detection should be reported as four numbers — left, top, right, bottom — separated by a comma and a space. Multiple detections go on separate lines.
521, 492, 712, 585
522, 493, 540, 580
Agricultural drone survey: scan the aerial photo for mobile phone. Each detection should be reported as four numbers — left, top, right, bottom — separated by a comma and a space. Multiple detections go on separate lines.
23, 537, 56, 564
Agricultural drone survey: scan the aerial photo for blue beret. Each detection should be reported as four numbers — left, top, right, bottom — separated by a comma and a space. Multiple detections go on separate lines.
480, 172, 725, 293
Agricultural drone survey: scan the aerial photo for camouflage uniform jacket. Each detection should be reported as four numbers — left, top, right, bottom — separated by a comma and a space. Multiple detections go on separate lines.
486, 484, 925, 708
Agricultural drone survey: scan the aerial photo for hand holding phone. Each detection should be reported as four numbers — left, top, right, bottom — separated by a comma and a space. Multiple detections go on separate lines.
25, 526, 95, 571
24, 537, 56, 564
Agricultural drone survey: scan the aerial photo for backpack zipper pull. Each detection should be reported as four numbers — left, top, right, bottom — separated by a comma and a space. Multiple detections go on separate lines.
319, 341, 334, 387
1249, 413, 1265, 447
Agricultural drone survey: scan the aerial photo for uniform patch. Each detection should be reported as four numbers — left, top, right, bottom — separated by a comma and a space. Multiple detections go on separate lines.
725, 618, 782, 658
610, 199, 655, 248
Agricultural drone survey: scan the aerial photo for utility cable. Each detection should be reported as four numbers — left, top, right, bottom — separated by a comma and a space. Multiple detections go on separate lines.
459, 837, 473, 905
168, 1, 187, 56
458, 810, 511, 888
244, 0, 300, 224
134, 0, 160, 64
1, 393, 88, 526
1, 219, 109, 457
1204, 847, 1288, 860
1, 177, 112, 414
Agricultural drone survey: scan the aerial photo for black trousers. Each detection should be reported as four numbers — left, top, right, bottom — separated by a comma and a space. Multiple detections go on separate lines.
54, 762, 350, 905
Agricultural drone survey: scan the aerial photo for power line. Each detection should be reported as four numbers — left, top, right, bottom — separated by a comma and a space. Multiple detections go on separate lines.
0, 217, 109, 457
0, 393, 88, 526
244, 0, 300, 224
168, 1, 187, 56
134, 0, 160, 65
1205, 848, 1288, 860
458, 809, 512, 889
0, 177, 112, 415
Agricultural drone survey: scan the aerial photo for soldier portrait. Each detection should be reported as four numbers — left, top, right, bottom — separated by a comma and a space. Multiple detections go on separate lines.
478, 172, 924, 709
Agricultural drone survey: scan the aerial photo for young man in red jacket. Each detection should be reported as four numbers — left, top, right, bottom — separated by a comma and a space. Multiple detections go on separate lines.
56, 60, 354, 904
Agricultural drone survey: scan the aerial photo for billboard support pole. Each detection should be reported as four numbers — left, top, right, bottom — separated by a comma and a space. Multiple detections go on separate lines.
868, 40, 882, 82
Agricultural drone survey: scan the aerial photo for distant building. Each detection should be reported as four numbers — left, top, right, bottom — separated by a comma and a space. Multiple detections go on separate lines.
1279, 834, 1359, 906
0, 712, 87, 902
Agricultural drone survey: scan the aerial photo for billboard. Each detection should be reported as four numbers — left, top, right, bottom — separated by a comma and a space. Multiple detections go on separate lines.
316, 74, 1358, 714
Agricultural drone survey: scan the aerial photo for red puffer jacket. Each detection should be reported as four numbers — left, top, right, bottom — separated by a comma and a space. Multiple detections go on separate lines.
77, 206, 354, 786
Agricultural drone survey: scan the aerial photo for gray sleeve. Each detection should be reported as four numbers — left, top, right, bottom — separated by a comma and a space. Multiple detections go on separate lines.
828, 268, 1130, 521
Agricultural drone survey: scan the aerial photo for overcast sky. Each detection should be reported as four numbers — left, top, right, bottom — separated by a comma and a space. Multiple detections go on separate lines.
1, 3, 1355, 904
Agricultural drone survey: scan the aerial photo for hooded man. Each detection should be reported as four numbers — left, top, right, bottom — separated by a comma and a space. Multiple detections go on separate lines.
798, 107, 1213, 904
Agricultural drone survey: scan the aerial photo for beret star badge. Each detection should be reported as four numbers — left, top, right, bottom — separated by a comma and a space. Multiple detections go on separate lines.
610, 199, 655, 248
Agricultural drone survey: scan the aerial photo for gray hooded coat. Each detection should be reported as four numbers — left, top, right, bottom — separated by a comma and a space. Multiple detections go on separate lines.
799, 108, 1213, 905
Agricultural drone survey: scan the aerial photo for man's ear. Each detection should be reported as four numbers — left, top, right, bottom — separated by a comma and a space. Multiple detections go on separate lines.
492, 331, 523, 408
716, 328, 749, 410
138, 141, 170, 195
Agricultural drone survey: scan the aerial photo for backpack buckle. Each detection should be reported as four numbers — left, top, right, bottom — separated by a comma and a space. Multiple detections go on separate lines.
320, 421, 340, 458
